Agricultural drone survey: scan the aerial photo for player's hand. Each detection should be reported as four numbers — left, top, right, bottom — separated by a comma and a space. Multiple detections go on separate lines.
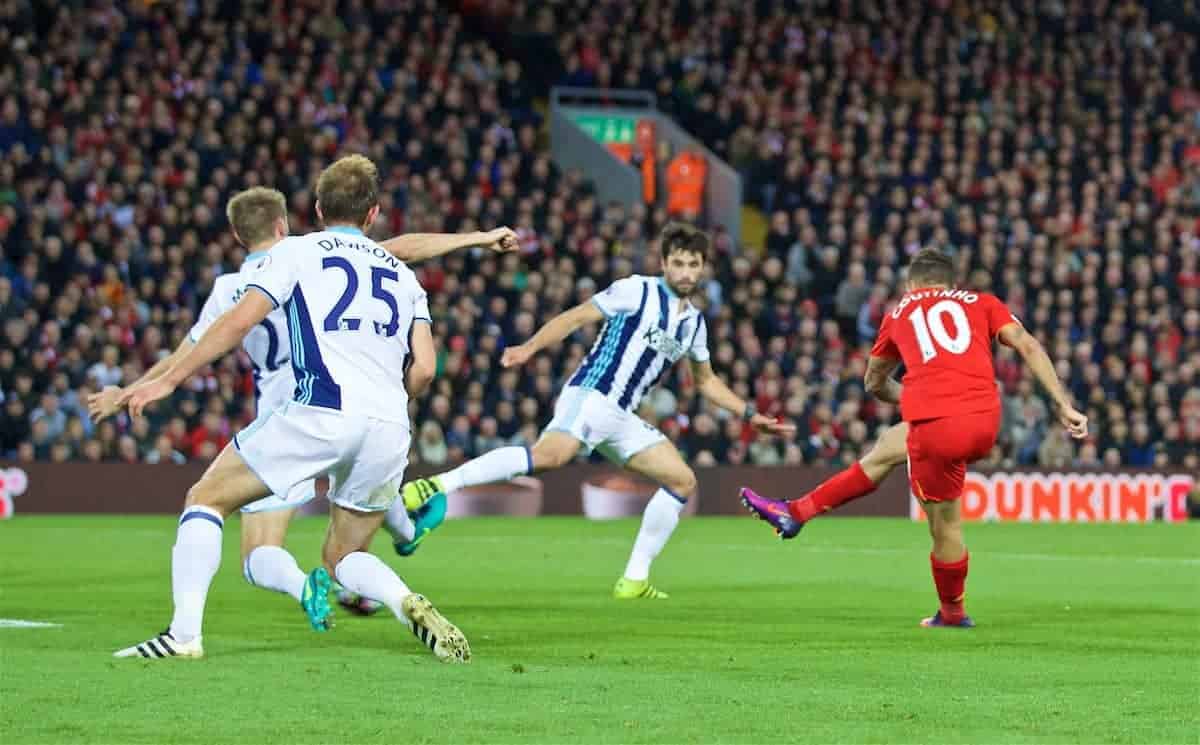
481, 227, 519, 253
750, 414, 796, 437
1058, 405, 1088, 439
501, 343, 534, 368
86, 385, 125, 423
118, 379, 176, 418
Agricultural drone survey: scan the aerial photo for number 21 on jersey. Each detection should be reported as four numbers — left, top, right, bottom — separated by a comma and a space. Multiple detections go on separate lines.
908, 300, 971, 363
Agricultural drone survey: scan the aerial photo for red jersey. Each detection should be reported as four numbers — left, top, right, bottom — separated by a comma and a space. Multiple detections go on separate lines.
871, 287, 1020, 421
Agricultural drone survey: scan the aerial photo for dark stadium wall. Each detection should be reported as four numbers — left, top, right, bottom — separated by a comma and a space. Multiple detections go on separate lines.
0, 462, 909, 517
1, 462, 1192, 521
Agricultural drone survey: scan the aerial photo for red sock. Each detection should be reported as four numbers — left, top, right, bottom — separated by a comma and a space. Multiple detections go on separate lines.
930, 551, 969, 622
787, 462, 877, 521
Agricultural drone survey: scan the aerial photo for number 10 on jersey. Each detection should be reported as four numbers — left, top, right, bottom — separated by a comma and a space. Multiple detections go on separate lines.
908, 300, 971, 363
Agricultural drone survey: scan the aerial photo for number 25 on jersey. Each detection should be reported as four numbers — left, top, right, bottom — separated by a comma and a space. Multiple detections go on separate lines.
321, 256, 402, 338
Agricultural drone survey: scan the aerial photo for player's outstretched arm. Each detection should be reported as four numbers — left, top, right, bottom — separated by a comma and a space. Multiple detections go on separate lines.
380, 227, 518, 263
864, 355, 902, 404
86, 339, 196, 422
997, 323, 1088, 438
500, 301, 605, 368
119, 292, 273, 417
690, 360, 796, 436
406, 321, 436, 397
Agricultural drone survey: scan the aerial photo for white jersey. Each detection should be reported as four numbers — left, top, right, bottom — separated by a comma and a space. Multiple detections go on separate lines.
242, 226, 429, 423
190, 252, 294, 411
566, 274, 709, 412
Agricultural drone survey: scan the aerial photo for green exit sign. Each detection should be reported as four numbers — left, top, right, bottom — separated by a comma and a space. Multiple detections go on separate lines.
571, 114, 636, 144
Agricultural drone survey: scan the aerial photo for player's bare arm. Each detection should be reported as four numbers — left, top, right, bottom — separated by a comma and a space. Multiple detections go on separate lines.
406, 321, 436, 397
380, 227, 518, 263
120, 291, 274, 416
86, 338, 196, 422
996, 323, 1088, 438
864, 355, 903, 404
690, 359, 795, 436
501, 301, 605, 368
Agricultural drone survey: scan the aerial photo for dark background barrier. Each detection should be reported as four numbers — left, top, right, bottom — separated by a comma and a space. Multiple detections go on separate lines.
0, 462, 911, 517
3, 462, 1191, 521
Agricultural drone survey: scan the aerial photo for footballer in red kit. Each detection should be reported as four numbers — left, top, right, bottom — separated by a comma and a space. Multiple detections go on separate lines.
869, 284, 1016, 503
742, 249, 1088, 627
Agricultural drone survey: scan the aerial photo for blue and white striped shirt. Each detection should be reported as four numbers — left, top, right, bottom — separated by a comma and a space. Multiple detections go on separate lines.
567, 275, 710, 412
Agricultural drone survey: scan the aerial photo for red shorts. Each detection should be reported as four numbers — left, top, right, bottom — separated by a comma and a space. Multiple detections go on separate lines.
906, 409, 1000, 503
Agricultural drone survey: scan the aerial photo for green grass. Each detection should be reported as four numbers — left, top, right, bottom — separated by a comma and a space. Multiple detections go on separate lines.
1, 516, 1197, 744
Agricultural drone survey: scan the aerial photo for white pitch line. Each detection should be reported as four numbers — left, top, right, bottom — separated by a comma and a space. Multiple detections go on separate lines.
0, 618, 62, 629
785, 544, 1200, 567
458, 535, 1200, 566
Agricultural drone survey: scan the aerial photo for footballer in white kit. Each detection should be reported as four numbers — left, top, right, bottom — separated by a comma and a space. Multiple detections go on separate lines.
91, 186, 513, 626
113, 157, 480, 663
403, 223, 794, 600
230, 224, 426, 512
547, 271, 711, 462
193, 254, 315, 513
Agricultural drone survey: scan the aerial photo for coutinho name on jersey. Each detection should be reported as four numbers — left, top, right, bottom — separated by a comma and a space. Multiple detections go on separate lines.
890, 288, 981, 319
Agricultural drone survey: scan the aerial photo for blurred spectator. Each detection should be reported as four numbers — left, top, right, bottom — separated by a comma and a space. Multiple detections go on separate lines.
416, 421, 449, 466
145, 435, 187, 466
30, 394, 66, 441
2, 0, 1198, 473
88, 346, 123, 389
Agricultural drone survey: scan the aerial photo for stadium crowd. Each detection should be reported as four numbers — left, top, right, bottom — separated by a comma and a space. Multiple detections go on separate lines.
1, 0, 1199, 474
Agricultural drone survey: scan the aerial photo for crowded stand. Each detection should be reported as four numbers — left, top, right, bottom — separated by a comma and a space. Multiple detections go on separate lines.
1, 0, 1199, 473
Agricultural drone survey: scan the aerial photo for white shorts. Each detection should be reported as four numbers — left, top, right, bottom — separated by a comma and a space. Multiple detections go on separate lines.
544, 386, 667, 464
240, 479, 316, 514
234, 401, 411, 513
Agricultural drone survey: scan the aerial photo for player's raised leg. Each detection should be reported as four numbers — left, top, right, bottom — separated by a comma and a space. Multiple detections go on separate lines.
238, 505, 339, 630
398, 430, 577, 549
614, 441, 697, 600
401, 444, 534, 511
334, 491, 418, 614
321, 501, 470, 663
240, 509, 304, 602
114, 443, 273, 659
742, 422, 909, 538
385, 491, 446, 556
238, 479, 344, 624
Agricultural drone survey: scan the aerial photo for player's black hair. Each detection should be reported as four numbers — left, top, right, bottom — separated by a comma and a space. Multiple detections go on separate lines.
907, 248, 956, 288
659, 222, 710, 263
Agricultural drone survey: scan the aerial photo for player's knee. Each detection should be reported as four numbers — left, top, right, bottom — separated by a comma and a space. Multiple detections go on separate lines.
185, 480, 216, 509
930, 518, 964, 556
240, 536, 274, 565
869, 446, 907, 469
241, 547, 259, 584
531, 442, 571, 471
321, 543, 345, 576
666, 470, 697, 499
321, 536, 360, 575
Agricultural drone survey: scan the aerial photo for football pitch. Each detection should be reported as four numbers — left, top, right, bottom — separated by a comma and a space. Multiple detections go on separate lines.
1, 515, 1196, 744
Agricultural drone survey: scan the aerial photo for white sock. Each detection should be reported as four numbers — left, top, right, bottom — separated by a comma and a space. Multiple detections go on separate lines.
243, 545, 306, 602
623, 488, 687, 581
169, 505, 224, 642
383, 499, 416, 543
437, 445, 532, 493
334, 551, 413, 627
